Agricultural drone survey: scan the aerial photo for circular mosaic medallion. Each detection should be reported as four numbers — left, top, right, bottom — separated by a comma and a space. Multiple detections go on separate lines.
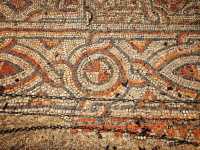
77, 53, 120, 92
64, 42, 131, 97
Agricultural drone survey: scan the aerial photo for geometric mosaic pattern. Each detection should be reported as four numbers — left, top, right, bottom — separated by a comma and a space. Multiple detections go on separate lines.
0, 0, 200, 149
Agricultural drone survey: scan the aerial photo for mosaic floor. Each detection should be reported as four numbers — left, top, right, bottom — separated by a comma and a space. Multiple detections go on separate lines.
0, 0, 200, 149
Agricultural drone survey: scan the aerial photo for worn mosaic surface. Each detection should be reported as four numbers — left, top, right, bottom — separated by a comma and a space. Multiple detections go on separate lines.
0, 0, 200, 149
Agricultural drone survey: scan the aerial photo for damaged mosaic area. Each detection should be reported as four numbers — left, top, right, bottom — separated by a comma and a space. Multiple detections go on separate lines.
0, 0, 200, 149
